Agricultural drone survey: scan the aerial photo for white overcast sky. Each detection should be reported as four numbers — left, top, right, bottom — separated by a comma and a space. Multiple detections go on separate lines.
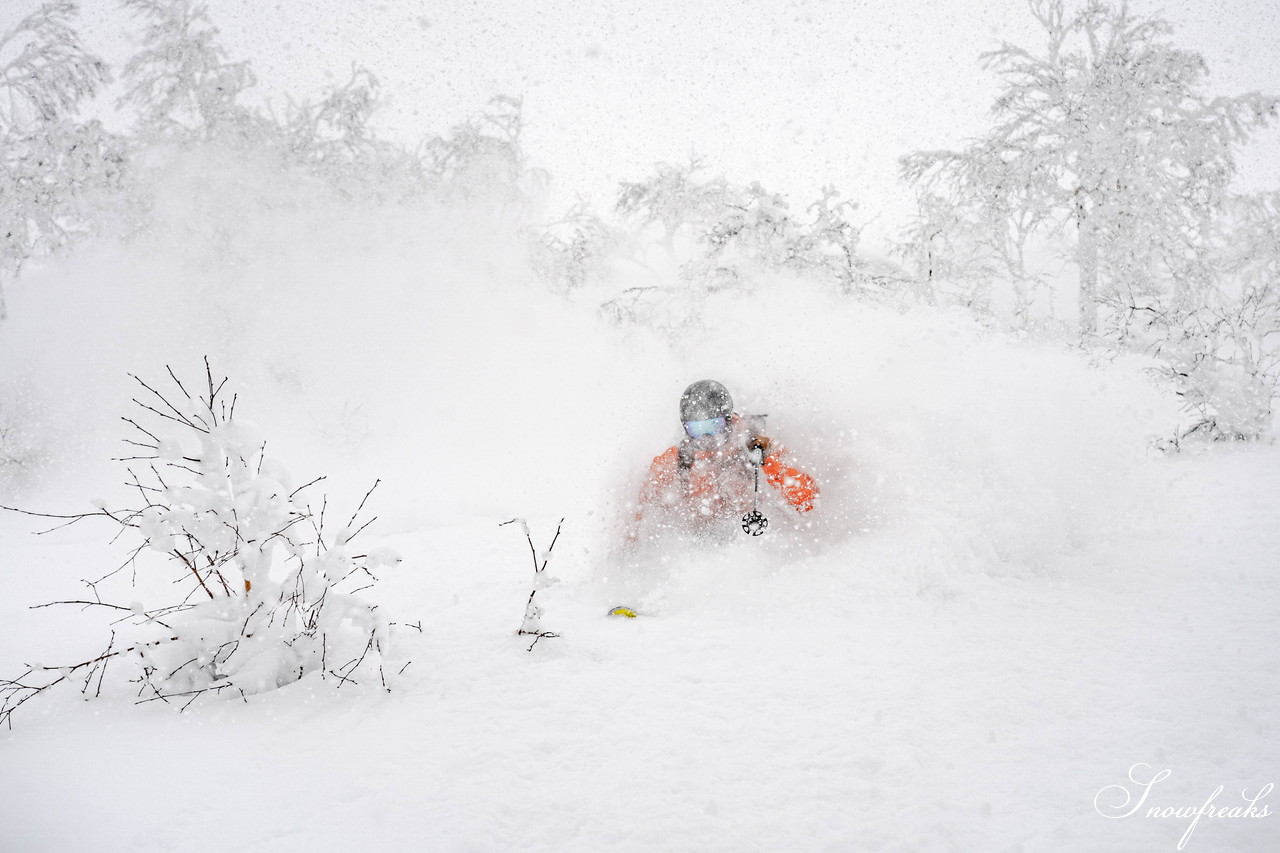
8, 0, 1280, 244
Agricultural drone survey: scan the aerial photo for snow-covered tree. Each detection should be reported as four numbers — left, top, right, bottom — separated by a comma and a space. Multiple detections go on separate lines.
901, 0, 1278, 337
116, 0, 540, 215
617, 160, 869, 291
275, 64, 428, 202
0, 0, 106, 128
527, 200, 623, 295
1, 363, 405, 726
118, 0, 264, 144
0, 1, 121, 319
1153, 191, 1280, 440
606, 158, 880, 328
422, 95, 545, 210
616, 157, 736, 255
900, 0, 1280, 438
896, 193, 996, 311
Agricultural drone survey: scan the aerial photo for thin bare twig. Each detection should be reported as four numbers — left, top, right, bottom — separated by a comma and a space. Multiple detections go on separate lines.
94, 632, 115, 698
503, 517, 566, 651
0, 504, 118, 528
171, 550, 216, 599
345, 479, 381, 529
30, 600, 135, 614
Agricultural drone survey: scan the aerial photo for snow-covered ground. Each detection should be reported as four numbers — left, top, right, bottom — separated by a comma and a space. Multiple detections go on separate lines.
1, 158, 1277, 851
2, 453, 1278, 852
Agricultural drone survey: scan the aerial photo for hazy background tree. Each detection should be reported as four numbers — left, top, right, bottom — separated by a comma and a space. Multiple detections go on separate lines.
0, 1, 121, 320
901, 0, 1280, 437
603, 158, 880, 330
119, 0, 262, 144
902, 0, 1277, 332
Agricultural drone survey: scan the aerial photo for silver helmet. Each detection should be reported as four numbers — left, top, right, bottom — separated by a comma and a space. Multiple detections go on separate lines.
679, 379, 733, 422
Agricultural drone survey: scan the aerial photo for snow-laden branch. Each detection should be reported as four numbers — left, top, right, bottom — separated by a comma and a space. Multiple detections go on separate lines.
1, 361, 408, 727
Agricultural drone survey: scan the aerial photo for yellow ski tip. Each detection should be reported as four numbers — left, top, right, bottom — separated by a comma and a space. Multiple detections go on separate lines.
608, 606, 638, 618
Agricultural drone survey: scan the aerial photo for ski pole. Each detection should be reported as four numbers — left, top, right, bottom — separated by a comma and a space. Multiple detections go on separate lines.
742, 444, 768, 536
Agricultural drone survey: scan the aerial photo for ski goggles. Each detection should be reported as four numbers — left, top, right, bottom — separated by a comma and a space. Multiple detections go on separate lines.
683, 416, 728, 438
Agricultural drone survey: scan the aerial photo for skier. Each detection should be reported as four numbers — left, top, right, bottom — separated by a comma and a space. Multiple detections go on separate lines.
626, 379, 818, 544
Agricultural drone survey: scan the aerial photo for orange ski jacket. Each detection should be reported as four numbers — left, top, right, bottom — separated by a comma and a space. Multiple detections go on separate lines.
630, 418, 817, 538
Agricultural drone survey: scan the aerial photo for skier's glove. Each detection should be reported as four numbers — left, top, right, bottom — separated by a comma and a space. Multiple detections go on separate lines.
748, 435, 773, 462
677, 443, 695, 470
